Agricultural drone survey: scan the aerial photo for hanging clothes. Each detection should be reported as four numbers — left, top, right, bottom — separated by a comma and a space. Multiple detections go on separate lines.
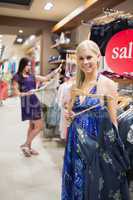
57, 79, 74, 139
0, 80, 8, 100
90, 18, 128, 56
118, 110, 133, 185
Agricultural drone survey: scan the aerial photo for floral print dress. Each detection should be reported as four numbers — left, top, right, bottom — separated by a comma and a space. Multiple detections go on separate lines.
61, 85, 130, 200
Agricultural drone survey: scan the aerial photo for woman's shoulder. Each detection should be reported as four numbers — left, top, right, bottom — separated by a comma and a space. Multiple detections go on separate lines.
99, 74, 118, 97
99, 74, 118, 88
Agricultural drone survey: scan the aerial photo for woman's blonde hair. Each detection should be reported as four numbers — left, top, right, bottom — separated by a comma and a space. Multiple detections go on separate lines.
76, 40, 101, 88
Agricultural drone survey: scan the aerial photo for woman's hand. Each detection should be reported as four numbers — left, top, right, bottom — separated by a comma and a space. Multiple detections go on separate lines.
21, 90, 35, 97
53, 65, 62, 74
27, 90, 35, 96
64, 107, 75, 127
49, 65, 62, 79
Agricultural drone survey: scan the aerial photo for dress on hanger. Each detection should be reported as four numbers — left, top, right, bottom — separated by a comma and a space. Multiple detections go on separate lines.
57, 79, 74, 139
61, 80, 129, 200
13, 73, 41, 121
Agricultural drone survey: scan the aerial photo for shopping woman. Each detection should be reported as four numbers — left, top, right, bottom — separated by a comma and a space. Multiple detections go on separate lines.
62, 40, 129, 200
13, 57, 59, 157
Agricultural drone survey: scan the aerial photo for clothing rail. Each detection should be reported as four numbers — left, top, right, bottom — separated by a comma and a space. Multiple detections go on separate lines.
82, 10, 133, 26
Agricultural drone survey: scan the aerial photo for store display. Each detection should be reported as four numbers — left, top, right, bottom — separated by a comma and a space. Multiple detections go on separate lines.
90, 10, 133, 56
0, 1, 133, 198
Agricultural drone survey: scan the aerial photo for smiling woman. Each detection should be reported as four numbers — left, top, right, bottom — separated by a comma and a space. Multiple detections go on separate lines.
61, 40, 129, 200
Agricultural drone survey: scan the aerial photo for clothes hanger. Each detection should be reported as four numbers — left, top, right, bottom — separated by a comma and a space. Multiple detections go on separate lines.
67, 87, 113, 113
71, 88, 113, 100
73, 103, 101, 117
93, 9, 133, 25
118, 106, 133, 121
117, 96, 132, 110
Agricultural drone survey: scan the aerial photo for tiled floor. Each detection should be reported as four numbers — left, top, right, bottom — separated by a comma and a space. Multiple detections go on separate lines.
0, 97, 63, 200
0, 97, 133, 200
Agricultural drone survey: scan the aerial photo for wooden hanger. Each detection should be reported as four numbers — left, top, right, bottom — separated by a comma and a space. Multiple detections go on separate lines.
117, 96, 132, 109
118, 106, 133, 121
71, 88, 113, 99
67, 87, 113, 112
93, 10, 133, 25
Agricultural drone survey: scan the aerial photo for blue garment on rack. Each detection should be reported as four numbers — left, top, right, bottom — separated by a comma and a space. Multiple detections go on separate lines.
61, 85, 129, 200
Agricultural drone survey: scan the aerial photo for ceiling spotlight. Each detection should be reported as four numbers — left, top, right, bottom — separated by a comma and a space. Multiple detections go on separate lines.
16, 38, 23, 43
0, 35, 3, 38
29, 35, 36, 40
19, 30, 23, 33
44, 2, 54, 10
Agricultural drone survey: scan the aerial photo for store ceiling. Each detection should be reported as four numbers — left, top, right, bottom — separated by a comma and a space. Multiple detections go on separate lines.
0, 0, 86, 59
0, 0, 85, 21
0, 0, 86, 35
0, 0, 32, 6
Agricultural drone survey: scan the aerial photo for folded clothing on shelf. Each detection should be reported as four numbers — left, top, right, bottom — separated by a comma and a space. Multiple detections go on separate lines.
101, 71, 133, 80
48, 55, 61, 63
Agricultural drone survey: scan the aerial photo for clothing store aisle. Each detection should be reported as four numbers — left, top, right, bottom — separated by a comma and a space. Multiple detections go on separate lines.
0, 97, 61, 200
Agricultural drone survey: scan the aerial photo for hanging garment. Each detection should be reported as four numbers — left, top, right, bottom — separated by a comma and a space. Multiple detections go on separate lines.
57, 80, 74, 139
46, 102, 61, 127
118, 111, 133, 184
62, 84, 130, 200
90, 18, 128, 56
13, 73, 41, 121
0, 80, 8, 100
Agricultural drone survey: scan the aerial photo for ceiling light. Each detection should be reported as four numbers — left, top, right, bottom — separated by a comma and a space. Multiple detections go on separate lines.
16, 38, 23, 43
0, 35, 3, 38
19, 30, 23, 33
29, 35, 36, 40
44, 2, 53, 10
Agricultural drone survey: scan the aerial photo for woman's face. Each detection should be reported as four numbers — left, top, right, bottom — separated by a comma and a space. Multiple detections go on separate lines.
77, 48, 98, 74
23, 62, 31, 74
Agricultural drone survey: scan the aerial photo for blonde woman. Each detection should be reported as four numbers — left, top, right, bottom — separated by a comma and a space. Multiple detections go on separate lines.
61, 40, 129, 200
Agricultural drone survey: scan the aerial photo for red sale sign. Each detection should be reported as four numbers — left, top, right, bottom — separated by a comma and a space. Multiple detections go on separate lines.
105, 29, 133, 73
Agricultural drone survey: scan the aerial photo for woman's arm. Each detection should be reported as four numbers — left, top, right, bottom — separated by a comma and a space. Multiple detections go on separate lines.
106, 80, 118, 127
35, 66, 62, 83
35, 74, 52, 82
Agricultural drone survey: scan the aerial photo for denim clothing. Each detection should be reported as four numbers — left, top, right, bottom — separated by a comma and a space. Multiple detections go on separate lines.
119, 113, 133, 184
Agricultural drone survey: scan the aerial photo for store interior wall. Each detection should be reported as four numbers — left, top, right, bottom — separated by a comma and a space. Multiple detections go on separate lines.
40, 27, 59, 75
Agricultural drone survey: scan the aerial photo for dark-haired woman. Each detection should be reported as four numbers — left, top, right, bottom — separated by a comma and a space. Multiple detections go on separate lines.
13, 57, 59, 157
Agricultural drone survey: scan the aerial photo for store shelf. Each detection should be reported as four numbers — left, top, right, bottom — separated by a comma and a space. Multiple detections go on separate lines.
65, 49, 76, 53
49, 59, 66, 64
112, 78, 133, 85
51, 43, 74, 49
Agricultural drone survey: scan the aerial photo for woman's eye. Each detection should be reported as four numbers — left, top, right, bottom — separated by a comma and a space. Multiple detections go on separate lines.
86, 56, 92, 60
79, 57, 83, 61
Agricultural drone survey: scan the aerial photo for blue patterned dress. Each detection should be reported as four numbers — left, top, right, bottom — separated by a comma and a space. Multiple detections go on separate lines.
13, 73, 41, 121
61, 85, 130, 200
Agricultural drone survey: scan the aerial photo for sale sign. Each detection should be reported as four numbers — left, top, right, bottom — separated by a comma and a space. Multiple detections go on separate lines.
105, 29, 133, 73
